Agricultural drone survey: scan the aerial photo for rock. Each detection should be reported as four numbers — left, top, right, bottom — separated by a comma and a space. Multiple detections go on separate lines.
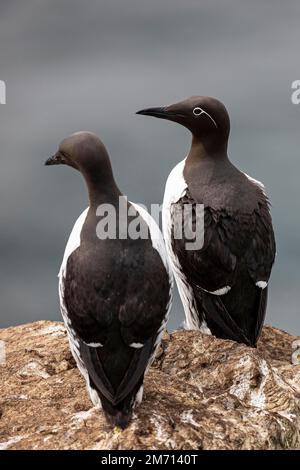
0, 320, 299, 450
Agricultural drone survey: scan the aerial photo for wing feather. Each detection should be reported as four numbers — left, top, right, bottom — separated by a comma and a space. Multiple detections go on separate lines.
172, 190, 275, 344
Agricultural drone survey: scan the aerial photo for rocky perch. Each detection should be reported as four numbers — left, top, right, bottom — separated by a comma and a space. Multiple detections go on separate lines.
0, 321, 299, 450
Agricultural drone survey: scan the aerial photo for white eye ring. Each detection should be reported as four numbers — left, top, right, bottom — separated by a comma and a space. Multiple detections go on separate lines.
192, 106, 218, 128
193, 107, 203, 116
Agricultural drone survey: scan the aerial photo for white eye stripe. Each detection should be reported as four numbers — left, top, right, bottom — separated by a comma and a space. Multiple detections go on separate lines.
193, 107, 204, 116
193, 107, 218, 128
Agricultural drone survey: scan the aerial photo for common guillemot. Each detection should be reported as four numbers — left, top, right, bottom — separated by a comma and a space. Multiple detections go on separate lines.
137, 97, 276, 347
45, 132, 173, 427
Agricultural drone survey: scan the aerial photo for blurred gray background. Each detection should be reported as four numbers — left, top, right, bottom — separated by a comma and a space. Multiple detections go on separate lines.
0, 0, 299, 332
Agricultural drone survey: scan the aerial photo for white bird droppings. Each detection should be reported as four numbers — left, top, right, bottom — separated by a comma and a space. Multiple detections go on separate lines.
0, 435, 27, 450
0, 340, 6, 365
18, 361, 50, 379
36, 324, 66, 336
181, 409, 200, 428
291, 339, 300, 365
71, 407, 97, 424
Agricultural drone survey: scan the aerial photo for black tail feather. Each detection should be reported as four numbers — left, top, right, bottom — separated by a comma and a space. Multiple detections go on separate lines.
89, 376, 143, 429
104, 409, 133, 429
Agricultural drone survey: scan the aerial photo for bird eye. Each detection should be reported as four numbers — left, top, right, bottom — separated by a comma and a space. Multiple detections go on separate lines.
193, 107, 203, 116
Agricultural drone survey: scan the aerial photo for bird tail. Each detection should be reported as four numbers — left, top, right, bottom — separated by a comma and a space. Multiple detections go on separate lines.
104, 407, 133, 429
100, 393, 135, 429
89, 376, 143, 429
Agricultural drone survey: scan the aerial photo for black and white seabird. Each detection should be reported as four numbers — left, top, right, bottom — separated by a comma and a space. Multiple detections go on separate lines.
45, 132, 173, 428
137, 97, 276, 347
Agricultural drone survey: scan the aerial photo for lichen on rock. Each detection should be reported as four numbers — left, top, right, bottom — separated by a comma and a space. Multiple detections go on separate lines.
0, 321, 299, 450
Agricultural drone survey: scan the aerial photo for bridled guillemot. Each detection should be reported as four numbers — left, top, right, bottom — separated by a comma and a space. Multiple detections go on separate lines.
137, 97, 276, 347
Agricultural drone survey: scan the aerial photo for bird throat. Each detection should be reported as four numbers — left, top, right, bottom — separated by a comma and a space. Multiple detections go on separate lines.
184, 136, 228, 180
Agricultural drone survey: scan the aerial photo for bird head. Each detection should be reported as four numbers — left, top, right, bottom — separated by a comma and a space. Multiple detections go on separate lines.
45, 131, 110, 171
136, 96, 230, 151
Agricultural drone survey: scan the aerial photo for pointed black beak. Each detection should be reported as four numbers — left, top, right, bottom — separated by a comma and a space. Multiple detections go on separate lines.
45, 152, 66, 166
136, 106, 185, 123
136, 107, 170, 119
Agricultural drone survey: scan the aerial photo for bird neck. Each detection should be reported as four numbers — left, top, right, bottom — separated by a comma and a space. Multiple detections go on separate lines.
186, 135, 228, 166
81, 169, 122, 208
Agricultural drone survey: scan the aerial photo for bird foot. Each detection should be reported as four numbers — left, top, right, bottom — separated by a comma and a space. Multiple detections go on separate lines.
113, 426, 123, 434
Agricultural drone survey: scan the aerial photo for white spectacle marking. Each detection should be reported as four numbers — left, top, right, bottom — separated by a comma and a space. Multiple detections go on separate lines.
193, 106, 218, 128
130, 342, 144, 349
85, 342, 103, 348
256, 281, 268, 289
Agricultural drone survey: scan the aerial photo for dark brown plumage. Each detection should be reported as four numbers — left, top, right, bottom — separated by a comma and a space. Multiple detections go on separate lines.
46, 132, 172, 428
137, 96, 276, 346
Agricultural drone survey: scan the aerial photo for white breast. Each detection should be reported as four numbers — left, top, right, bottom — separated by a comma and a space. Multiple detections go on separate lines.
162, 159, 187, 255
162, 160, 210, 333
